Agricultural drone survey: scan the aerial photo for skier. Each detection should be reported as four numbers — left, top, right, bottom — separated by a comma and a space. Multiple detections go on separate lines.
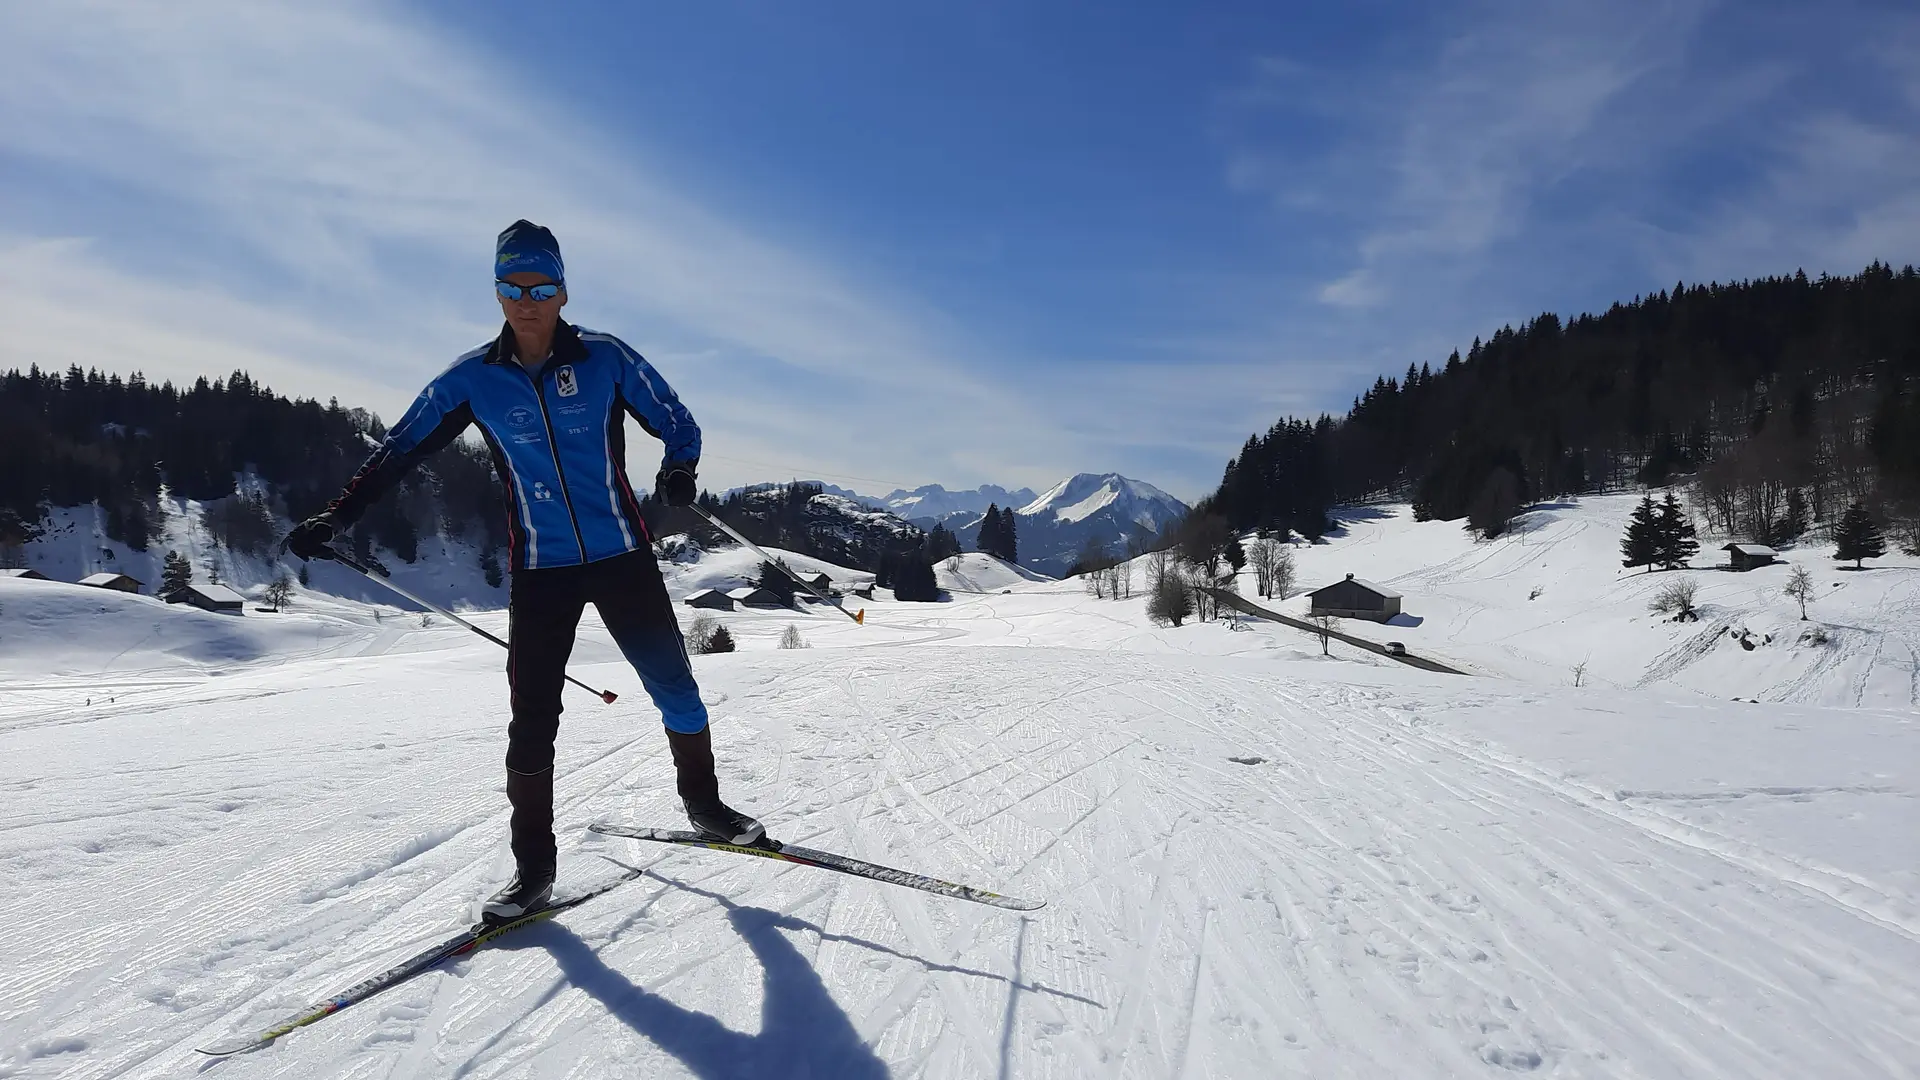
287, 220, 762, 921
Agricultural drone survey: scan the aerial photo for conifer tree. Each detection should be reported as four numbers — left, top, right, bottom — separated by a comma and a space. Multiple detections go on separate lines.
1832, 501, 1886, 568
1620, 494, 1659, 571
759, 559, 798, 605
1654, 491, 1698, 570
976, 506, 1001, 558
160, 549, 193, 599
1001, 510, 1018, 564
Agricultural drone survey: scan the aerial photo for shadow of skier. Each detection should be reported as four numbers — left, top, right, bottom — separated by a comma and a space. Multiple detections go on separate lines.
529, 905, 890, 1079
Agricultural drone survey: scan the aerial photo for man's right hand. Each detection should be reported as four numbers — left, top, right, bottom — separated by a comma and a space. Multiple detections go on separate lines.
285, 513, 339, 561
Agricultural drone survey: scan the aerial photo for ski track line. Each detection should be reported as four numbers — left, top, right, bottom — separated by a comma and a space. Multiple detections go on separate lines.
1168, 670, 1910, 1076
834, 665, 1006, 1076
3, 752, 486, 1029
1328, 680, 1919, 1073
1101, 815, 1189, 1074
1166, 903, 1211, 1080
1402, 706, 1920, 945
70, 725, 662, 1078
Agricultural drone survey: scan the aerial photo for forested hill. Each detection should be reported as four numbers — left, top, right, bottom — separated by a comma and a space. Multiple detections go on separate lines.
1205, 261, 1920, 544
0, 368, 928, 573
0, 368, 508, 566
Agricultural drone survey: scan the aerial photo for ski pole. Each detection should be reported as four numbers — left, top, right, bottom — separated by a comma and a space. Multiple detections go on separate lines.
687, 505, 866, 625
298, 543, 618, 704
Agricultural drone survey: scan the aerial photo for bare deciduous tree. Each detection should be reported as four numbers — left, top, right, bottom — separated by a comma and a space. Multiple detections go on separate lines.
1248, 536, 1281, 598
778, 623, 808, 649
1272, 547, 1296, 602
1147, 568, 1193, 627
1783, 563, 1815, 620
1144, 549, 1172, 593
686, 613, 718, 654
1571, 659, 1588, 687
1649, 576, 1700, 620
1310, 613, 1336, 655
263, 572, 294, 612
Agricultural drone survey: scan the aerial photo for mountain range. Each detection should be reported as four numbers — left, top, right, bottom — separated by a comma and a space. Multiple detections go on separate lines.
756, 475, 1190, 575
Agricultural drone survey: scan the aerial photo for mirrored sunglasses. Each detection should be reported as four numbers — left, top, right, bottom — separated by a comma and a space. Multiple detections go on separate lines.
496, 280, 562, 302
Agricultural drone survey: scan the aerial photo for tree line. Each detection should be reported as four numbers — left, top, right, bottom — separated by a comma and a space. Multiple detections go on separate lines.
1194, 261, 1920, 547
0, 365, 506, 567
0, 367, 953, 587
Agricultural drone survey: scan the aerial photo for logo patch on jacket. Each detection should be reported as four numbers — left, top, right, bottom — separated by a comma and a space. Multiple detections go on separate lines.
555, 366, 578, 397
506, 406, 536, 428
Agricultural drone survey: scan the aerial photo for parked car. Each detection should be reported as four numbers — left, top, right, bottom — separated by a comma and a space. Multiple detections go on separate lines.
1383, 641, 1407, 657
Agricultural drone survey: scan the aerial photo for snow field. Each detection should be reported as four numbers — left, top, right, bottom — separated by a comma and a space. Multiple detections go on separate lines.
1, 495, 1916, 1077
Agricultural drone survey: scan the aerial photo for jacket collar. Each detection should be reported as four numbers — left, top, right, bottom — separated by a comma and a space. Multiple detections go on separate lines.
484, 319, 588, 368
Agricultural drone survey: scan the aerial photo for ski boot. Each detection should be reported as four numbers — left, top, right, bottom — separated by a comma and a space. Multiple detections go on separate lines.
481, 865, 555, 923
667, 724, 767, 847
685, 799, 766, 847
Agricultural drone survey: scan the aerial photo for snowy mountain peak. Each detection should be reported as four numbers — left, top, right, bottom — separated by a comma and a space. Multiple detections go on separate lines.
1018, 473, 1186, 528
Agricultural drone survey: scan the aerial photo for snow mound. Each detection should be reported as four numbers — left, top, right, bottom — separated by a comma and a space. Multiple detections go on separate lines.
0, 577, 367, 677
936, 552, 1052, 593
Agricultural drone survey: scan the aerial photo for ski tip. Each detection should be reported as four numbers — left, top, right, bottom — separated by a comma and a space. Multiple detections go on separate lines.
855, 608, 865, 625
600, 690, 619, 704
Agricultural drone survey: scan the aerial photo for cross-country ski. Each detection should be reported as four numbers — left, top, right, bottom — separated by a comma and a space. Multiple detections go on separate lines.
589, 824, 1045, 911
195, 867, 645, 1057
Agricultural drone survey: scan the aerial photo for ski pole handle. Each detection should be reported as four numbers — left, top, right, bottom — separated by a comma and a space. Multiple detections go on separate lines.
302, 543, 618, 704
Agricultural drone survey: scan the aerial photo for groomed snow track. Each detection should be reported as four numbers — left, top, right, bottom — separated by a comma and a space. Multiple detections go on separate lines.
2, 633, 1915, 1078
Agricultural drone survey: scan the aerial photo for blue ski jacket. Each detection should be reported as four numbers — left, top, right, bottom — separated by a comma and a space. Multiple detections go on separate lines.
328, 320, 699, 571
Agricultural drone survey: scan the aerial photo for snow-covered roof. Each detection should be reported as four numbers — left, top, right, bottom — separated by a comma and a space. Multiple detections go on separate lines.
1308, 573, 1401, 600
187, 583, 248, 605
0, 568, 47, 579
1722, 544, 1778, 557
727, 586, 779, 602
78, 572, 141, 586
684, 588, 724, 600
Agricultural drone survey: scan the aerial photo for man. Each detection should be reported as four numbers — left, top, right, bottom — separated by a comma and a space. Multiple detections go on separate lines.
288, 220, 762, 921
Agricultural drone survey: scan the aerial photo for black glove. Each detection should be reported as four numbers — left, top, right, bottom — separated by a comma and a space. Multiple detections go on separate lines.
285, 513, 339, 561
655, 462, 698, 507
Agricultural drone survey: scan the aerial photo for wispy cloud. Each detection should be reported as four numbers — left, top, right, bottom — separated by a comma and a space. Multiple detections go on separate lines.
1212, 0, 1920, 406
0, 1, 1080, 492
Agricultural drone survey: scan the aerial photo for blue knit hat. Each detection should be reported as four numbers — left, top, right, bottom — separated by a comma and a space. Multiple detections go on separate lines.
495, 219, 564, 283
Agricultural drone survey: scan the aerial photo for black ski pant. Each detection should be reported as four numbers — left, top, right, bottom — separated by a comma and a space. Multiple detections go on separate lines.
505, 548, 708, 870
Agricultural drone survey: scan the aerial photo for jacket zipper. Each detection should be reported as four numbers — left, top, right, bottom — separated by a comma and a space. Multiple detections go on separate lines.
515, 364, 588, 562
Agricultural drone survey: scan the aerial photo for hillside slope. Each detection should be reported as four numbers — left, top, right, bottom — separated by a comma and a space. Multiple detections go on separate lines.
1249, 494, 1920, 708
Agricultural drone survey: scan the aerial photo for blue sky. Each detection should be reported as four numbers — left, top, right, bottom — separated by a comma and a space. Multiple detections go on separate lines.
1, 2, 1916, 501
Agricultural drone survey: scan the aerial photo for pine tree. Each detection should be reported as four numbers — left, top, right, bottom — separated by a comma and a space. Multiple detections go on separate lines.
1001, 510, 1018, 564
1832, 501, 1886, 568
706, 625, 736, 653
1620, 494, 1659, 571
976, 506, 1001, 559
481, 545, 503, 589
160, 549, 193, 599
759, 559, 797, 605
298, 561, 310, 588
891, 548, 940, 601
1654, 491, 1698, 570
